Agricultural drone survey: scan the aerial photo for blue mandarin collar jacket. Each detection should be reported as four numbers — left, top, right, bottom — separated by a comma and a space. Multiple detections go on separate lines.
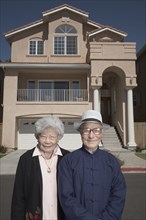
58, 146, 126, 220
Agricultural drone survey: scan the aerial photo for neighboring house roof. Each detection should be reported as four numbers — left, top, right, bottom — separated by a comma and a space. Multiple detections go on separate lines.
137, 44, 146, 58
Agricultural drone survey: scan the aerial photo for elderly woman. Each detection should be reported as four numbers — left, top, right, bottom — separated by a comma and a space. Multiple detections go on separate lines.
11, 116, 69, 220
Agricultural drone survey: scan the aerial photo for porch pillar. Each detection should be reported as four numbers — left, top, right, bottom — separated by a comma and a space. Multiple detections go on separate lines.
127, 88, 137, 149
93, 87, 100, 111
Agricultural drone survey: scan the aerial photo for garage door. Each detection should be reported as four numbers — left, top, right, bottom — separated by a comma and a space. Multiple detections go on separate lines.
59, 119, 82, 151
18, 119, 82, 151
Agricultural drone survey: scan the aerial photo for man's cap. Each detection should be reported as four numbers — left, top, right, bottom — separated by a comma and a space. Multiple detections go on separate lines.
74, 110, 103, 131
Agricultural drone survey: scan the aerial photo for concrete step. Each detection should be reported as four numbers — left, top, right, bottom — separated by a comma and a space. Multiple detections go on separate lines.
102, 126, 123, 150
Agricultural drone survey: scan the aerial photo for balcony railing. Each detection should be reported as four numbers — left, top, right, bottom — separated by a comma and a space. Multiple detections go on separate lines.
17, 89, 88, 102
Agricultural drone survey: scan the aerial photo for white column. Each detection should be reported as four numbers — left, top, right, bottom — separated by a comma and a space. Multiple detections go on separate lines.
127, 89, 137, 149
93, 88, 100, 111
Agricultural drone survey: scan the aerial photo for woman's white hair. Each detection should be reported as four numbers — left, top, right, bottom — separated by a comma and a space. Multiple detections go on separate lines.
35, 116, 64, 140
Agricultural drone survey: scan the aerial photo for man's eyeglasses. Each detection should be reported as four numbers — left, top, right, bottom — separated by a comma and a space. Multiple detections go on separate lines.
82, 128, 102, 135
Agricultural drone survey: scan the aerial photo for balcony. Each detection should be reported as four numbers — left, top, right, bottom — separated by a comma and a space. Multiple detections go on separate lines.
17, 89, 88, 102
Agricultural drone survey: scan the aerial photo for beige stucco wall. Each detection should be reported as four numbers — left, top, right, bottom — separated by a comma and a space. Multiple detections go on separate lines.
11, 10, 91, 64
2, 67, 92, 148
89, 42, 137, 145
2, 69, 18, 148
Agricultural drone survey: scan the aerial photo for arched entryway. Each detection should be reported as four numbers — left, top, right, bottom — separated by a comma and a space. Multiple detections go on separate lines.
101, 69, 125, 129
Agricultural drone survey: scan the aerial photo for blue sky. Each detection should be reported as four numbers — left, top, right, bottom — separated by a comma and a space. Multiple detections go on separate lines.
0, 0, 145, 61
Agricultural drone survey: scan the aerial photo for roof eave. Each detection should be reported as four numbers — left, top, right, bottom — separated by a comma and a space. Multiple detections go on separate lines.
87, 20, 103, 29
88, 27, 127, 38
42, 4, 89, 18
4, 20, 43, 38
0, 63, 90, 70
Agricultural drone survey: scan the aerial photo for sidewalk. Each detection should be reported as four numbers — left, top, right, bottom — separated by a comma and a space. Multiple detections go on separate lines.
112, 150, 146, 173
0, 148, 146, 174
0, 150, 26, 175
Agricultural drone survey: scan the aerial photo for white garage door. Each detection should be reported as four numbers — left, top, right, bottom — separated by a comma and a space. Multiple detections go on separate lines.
18, 119, 82, 151
59, 119, 82, 151
18, 119, 37, 149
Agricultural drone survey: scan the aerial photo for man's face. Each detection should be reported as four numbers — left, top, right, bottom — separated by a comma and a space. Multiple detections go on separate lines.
80, 122, 103, 152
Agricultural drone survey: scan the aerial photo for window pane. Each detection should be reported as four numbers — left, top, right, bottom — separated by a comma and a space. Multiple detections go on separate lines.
28, 81, 36, 89
54, 81, 69, 89
72, 81, 80, 101
54, 81, 69, 101
29, 41, 36, 54
39, 81, 52, 89
37, 41, 44, 54
39, 81, 52, 101
54, 37, 65, 54
28, 81, 36, 101
67, 36, 77, 54
72, 81, 79, 89
55, 24, 77, 33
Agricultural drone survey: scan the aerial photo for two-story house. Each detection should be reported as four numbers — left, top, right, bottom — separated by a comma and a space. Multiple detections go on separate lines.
0, 4, 137, 151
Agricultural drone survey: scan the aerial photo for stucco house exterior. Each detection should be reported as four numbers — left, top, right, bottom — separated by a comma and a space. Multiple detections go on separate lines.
0, 4, 137, 151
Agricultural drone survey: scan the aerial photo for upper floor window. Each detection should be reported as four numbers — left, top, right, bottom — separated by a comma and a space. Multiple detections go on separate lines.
54, 24, 77, 55
29, 39, 44, 55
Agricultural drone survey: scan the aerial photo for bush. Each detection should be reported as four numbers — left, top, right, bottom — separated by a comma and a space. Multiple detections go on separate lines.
136, 146, 146, 152
0, 145, 7, 153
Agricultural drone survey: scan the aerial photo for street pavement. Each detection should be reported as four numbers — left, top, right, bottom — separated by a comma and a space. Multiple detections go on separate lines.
122, 173, 146, 220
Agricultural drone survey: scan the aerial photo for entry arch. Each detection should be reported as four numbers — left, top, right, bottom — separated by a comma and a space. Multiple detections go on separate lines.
100, 66, 126, 144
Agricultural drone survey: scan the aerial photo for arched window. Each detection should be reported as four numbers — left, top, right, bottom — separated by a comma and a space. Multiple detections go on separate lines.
29, 38, 44, 55
54, 24, 78, 55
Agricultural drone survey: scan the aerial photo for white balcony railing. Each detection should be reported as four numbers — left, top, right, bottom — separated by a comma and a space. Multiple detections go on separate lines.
17, 89, 88, 102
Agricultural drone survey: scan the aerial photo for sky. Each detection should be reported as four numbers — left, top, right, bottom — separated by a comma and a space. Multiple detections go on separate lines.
0, 0, 145, 61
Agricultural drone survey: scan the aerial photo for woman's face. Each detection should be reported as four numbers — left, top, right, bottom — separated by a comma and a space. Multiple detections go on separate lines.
37, 127, 59, 154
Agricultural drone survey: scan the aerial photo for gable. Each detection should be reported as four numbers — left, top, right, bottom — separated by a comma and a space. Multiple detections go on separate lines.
42, 4, 89, 19
88, 27, 127, 42
4, 4, 89, 40
4, 4, 126, 42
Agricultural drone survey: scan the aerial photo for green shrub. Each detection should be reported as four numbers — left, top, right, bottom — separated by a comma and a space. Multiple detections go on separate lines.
0, 145, 7, 153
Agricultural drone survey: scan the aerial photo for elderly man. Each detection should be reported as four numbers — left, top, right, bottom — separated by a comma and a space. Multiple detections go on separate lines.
58, 110, 126, 220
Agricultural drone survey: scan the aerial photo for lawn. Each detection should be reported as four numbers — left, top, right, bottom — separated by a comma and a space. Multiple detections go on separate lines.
0, 153, 7, 158
0, 145, 8, 158
135, 152, 146, 160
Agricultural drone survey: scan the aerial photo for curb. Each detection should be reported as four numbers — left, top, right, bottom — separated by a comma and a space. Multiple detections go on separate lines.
121, 167, 146, 172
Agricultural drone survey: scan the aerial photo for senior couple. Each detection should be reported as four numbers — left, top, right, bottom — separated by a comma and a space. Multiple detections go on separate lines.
11, 110, 126, 220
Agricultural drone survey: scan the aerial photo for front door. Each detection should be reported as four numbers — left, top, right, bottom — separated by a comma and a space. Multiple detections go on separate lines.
101, 97, 111, 125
